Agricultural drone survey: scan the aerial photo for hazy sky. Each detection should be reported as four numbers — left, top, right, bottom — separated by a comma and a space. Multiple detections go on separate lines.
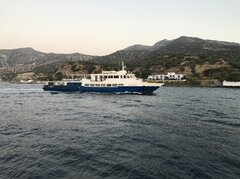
0, 0, 239, 55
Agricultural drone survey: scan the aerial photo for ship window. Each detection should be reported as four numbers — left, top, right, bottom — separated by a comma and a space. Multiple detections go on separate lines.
101, 84, 106, 87
114, 76, 119, 78
107, 84, 111, 87
112, 84, 117, 86
118, 84, 123, 86
96, 84, 100, 87
90, 84, 94, 87
85, 84, 89, 87
124, 75, 126, 78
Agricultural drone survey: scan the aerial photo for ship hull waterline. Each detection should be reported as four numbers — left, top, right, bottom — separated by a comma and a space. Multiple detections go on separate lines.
43, 85, 159, 95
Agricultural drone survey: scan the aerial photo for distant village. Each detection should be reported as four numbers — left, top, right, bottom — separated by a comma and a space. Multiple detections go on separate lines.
147, 72, 186, 81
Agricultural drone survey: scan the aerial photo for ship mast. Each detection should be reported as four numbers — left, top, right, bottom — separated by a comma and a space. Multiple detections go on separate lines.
122, 62, 126, 71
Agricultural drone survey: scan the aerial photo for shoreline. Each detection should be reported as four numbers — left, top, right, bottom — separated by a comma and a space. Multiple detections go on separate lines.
1, 80, 240, 88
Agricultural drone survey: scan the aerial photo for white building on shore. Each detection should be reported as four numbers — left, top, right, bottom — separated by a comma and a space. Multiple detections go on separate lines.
148, 72, 185, 81
223, 81, 240, 87
148, 74, 166, 80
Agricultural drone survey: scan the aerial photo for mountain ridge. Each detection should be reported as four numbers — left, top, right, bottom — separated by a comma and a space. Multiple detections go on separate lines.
1, 36, 239, 67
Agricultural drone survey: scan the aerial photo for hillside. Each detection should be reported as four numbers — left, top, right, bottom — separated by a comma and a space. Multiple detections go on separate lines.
0, 48, 96, 81
89, 36, 240, 82
1, 36, 240, 84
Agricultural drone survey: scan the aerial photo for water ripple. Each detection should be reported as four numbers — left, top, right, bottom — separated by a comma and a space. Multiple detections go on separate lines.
0, 83, 240, 178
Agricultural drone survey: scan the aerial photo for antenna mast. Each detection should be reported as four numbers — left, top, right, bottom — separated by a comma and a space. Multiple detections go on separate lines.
122, 62, 126, 71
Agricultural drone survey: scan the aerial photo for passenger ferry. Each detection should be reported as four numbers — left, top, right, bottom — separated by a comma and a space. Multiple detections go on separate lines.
43, 63, 163, 94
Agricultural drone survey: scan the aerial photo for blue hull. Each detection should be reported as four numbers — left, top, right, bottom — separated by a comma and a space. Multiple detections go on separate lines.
43, 83, 82, 92
81, 86, 159, 94
43, 84, 159, 94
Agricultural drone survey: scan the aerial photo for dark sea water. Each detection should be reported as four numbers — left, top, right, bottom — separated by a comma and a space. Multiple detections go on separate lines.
0, 82, 239, 179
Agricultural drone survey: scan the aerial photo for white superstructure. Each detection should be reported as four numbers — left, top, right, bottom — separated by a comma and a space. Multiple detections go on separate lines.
81, 62, 163, 87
